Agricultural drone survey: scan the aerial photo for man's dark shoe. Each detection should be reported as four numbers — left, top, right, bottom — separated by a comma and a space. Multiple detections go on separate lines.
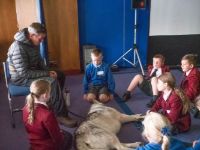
190, 106, 198, 114
190, 106, 200, 118
146, 99, 156, 108
122, 91, 131, 101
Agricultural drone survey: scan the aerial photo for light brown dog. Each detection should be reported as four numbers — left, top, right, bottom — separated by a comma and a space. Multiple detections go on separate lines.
75, 101, 143, 150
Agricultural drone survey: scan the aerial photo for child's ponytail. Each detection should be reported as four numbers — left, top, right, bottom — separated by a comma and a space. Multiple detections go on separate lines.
162, 135, 169, 150
27, 93, 35, 124
27, 92, 40, 124
174, 87, 190, 115
161, 127, 170, 150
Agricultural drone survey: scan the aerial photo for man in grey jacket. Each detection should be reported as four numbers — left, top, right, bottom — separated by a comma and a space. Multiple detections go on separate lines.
7, 22, 77, 127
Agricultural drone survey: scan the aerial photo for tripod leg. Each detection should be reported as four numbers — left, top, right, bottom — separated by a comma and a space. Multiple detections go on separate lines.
112, 48, 133, 65
134, 48, 145, 75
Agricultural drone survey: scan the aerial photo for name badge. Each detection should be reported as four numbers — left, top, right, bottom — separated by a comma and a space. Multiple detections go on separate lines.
97, 71, 104, 76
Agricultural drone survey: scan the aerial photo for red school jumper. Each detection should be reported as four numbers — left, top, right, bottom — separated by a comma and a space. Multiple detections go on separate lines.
180, 67, 200, 102
23, 103, 64, 150
151, 91, 191, 133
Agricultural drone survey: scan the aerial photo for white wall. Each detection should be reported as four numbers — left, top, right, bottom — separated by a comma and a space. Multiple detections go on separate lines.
149, 0, 200, 36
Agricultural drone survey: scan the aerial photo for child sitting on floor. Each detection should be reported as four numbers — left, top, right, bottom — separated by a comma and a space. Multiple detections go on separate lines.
136, 112, 200, 150
150, 72, 191, 134
180, 54, 200, 118
83, 48, 115, 103
23, 79, 72, 150
123, 54, 170, 107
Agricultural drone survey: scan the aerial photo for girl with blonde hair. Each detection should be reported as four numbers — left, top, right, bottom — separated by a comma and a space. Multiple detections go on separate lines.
23, 79, 72, 150
150, 72, 191, 134
136, 112, 196, 150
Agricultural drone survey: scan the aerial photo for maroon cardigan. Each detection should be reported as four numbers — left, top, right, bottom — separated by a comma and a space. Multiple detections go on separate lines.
151, 91, 191, 133
180, 67, 200, 102
147, 65, 170, 77
23, 104, 64, 150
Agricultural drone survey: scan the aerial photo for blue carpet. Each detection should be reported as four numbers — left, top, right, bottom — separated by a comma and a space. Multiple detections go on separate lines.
113, 69, 200, 143
0, 69, 200, 150
114, 92, 143, 129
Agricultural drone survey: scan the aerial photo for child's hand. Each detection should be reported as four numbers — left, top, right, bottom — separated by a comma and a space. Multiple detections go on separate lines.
146, 110, 151, 115
49, 71, 57, 78
193, 140, 199, 147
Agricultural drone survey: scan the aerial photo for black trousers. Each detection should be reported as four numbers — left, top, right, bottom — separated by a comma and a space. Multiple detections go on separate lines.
55, 70, 66, 90
12, 71, 68, 117
45, 70, 68, 117
49, 76, 68, 117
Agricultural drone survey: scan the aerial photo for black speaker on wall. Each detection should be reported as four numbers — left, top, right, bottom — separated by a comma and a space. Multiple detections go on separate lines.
132, 0, 146, 9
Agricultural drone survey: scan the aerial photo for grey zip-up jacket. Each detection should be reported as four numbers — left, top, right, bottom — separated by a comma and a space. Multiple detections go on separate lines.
7, 28, 49, 85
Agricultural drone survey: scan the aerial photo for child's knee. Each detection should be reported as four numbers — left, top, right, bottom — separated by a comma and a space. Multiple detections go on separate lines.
99, 94, 110, 103
135, 74, 143, 80
134, 74, 144, 84
87, 93, 96, 102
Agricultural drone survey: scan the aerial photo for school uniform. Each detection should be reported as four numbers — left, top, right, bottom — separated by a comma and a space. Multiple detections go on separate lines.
180, 67, 200, 102
151, 91, 191, 133
83, 62, 115, 95
139, 65, 170, 96
147, 65, 170, 78
136, 137, 196, 150
23, 103, 72, 150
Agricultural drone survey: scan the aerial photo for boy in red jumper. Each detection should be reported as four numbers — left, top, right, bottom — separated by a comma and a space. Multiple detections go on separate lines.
180, 54, 200, 118
123, 54, 170, 107
150, 72, 191, 135
23, 79, 72, 150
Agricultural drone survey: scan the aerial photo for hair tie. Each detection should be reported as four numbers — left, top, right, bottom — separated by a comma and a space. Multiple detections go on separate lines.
161, 127, 170, 136
30, 92, 38, 98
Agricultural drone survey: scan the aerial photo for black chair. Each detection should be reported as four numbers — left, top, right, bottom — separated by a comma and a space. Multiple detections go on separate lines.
2, 62, 30, 128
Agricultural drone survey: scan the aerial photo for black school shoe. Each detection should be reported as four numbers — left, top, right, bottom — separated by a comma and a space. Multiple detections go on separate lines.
190, 107, 200, 118
193, 109, 200, 119
122, 91, 131, 101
